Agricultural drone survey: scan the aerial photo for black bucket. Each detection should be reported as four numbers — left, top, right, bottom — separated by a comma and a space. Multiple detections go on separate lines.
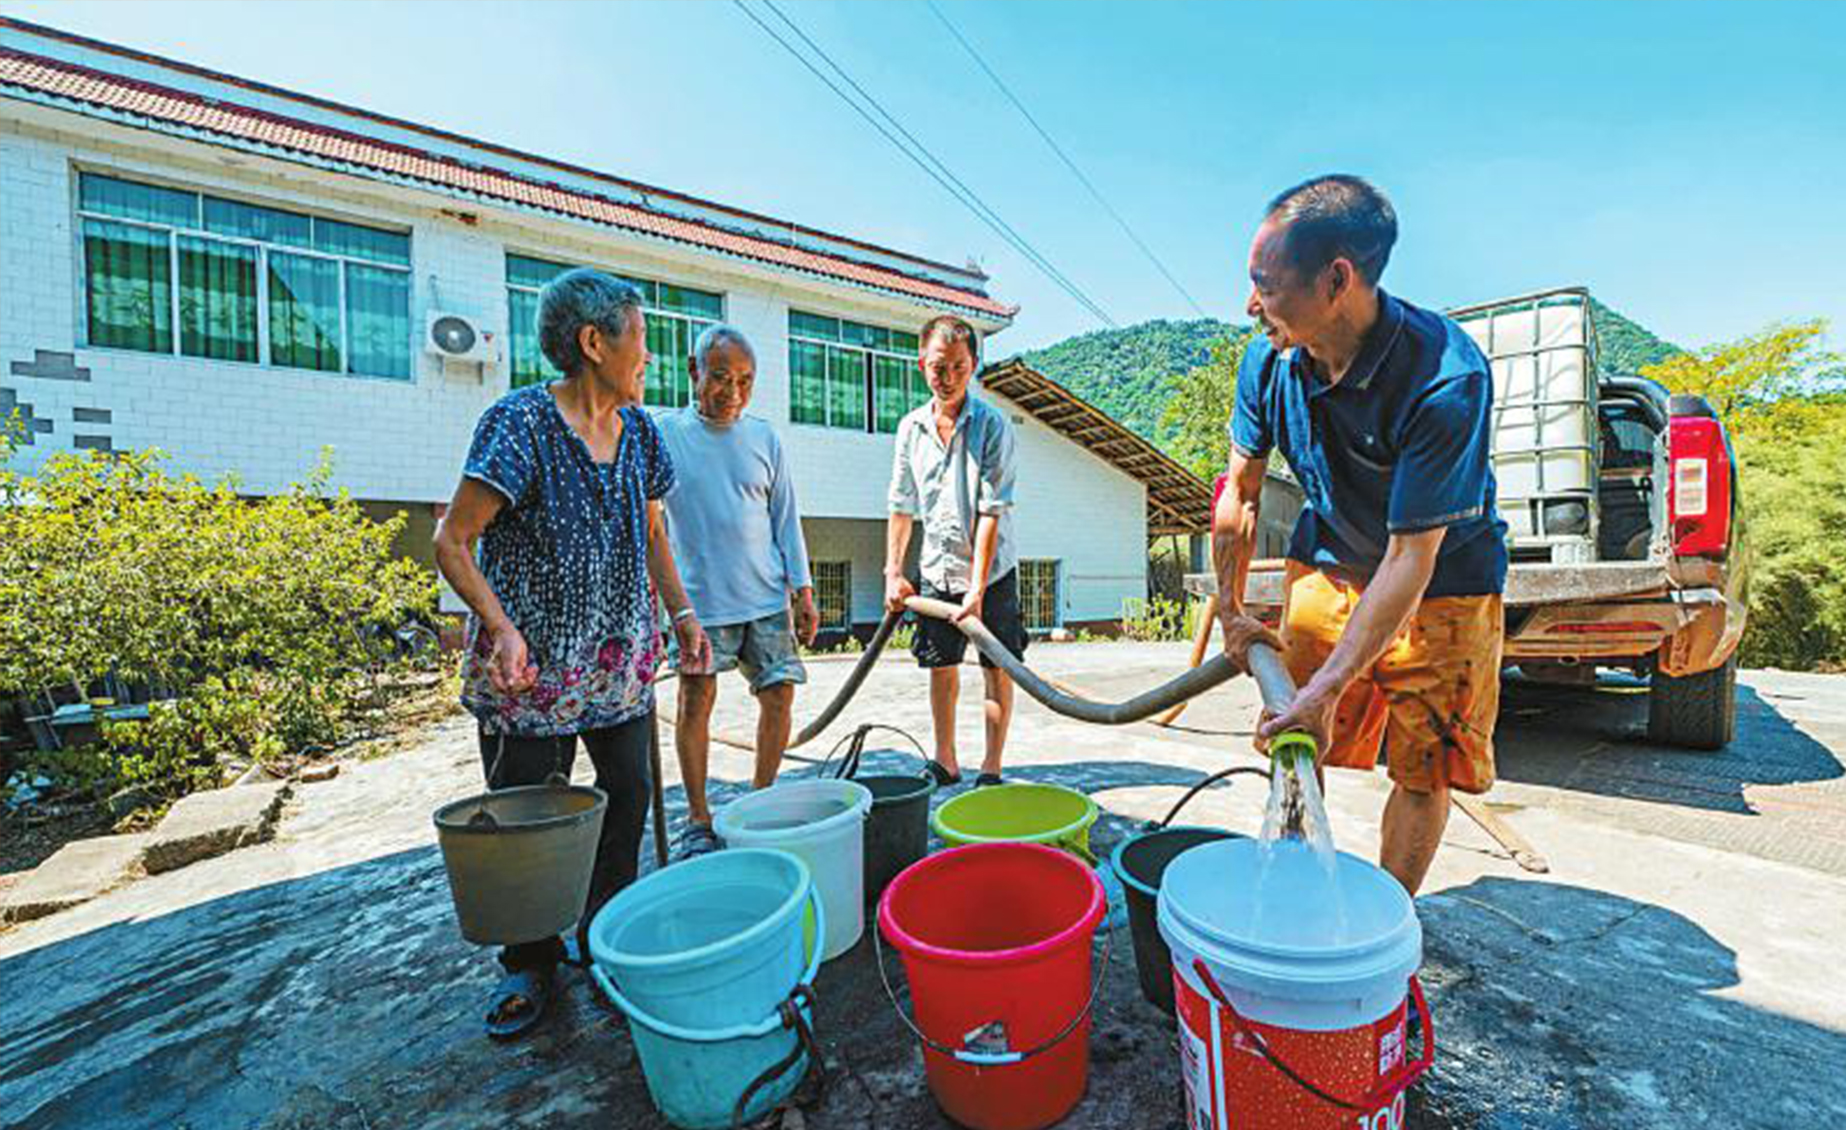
826, 724, 937, 903
1112, 825, 1241, 1014
858, 773, 936, 902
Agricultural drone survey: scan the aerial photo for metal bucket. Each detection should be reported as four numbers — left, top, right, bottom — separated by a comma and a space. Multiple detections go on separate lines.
433, 783, 607, 945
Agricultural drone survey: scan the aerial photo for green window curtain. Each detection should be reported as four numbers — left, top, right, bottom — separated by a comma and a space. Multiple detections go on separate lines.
657, 284, 722, 320
80, 174, 197, 227
873, 353, 911, 433
645, 316, 691, 408
202, 196, 311, 248
269, 252, 343, 373
176, 235, 257, 362
507, 289, 554, 387
345, 264, 411, 379
789, 311, 840, 342
790, 340, 828, 425
83, 218, 173, 353
906, 362, 934, 415
826, 345, 866, 431
891, 329, 921, 354
507, 254, 569, 290
312, 218, 410, 266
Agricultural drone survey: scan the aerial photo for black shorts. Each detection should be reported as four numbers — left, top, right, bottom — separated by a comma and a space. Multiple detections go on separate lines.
912, 568, 1030, 670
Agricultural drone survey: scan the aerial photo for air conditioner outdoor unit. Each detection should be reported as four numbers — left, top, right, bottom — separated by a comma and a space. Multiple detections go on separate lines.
424, 311, 500, 366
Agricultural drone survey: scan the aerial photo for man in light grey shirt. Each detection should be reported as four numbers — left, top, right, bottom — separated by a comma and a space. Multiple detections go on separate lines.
659, 325, 819, 857
886, 315, 1026, 788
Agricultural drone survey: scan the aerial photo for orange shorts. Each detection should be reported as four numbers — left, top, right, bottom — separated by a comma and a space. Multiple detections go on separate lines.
1280, 563, 1504, 795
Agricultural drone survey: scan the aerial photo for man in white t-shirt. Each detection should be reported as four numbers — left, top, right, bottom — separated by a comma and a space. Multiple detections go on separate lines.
657, 325, 818, 858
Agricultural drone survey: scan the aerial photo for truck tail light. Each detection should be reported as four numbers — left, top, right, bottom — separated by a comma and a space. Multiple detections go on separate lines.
1668, 415, 1731, 557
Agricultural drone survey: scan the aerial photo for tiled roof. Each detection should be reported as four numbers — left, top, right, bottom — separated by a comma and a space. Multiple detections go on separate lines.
981, 358, 1216, 535
0, 45, 1014, 319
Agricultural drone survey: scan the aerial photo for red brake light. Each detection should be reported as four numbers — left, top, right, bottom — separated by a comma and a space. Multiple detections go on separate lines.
1669, 416, 1731, 556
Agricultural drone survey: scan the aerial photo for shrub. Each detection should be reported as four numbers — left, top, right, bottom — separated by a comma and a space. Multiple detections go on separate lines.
0, 444, 436, 803
1121, 596, 1190, 642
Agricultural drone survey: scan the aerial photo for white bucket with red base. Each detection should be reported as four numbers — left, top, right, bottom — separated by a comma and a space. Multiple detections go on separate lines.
1157, 838, 1432, 1130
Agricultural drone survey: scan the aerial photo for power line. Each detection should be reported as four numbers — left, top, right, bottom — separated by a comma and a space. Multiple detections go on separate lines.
731, 0, 1116, 327
751, 0, 1114, 326
926, 0, 1210, 319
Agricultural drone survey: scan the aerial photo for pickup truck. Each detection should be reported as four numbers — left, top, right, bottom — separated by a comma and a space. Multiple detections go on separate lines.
1198, 287, 1750, 750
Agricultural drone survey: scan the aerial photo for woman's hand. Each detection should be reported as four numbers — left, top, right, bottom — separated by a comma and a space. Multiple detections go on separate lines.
489, 623, 540, 695
674, 613, 714, 676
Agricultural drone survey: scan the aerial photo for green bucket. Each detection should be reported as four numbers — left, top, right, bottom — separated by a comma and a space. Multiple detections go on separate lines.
930, 782, 1100, 865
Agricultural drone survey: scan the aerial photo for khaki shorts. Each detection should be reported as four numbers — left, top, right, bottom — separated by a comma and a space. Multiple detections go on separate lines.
1280, 563, 1504, 795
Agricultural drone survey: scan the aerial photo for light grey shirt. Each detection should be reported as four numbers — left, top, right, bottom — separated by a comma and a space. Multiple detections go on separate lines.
657, 408, 812, 627
887, 392, 1017, 592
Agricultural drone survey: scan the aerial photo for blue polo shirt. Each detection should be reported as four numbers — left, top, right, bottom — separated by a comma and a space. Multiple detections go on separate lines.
1230, 291, 1508, 598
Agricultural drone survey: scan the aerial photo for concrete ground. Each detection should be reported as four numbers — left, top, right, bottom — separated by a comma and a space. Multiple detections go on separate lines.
3, 642, 1844, 1129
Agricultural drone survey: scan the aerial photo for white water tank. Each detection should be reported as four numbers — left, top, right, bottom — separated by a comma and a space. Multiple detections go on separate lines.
1452, 290, 1600, 563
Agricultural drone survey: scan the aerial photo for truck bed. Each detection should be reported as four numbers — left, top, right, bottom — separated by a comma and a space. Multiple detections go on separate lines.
1184, 559, 1674, 609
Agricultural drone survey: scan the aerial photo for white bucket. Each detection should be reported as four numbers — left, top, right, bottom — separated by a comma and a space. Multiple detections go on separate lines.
715, 779, 872, 960
1157, 838, 1427, 1129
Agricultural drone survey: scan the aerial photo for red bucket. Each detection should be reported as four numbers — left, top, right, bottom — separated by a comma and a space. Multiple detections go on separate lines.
876, 842, 1108, 1130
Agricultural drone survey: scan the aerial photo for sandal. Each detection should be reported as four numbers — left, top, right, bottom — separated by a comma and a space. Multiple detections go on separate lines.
975, 772, 1004, 788
925, 761, 963, 788
673, 822, 723, 862
485, 968, 553, 1041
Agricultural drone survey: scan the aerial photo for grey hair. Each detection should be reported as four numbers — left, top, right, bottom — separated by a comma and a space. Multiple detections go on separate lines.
1264, 174, 1398, 287
693, 323, 755, 369
536, 268, 644, 376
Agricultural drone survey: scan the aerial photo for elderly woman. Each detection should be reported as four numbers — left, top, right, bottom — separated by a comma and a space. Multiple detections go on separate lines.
434, 268, 711, 1041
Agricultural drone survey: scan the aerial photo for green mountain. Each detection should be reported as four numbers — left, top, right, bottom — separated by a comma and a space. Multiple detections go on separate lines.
1589, 298, 1683, 373
1016, 318, 1234, 446
1010, 298, 1683, 453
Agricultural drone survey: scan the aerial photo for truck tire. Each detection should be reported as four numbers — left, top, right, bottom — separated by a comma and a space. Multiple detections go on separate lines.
1647, 655, 1737, 750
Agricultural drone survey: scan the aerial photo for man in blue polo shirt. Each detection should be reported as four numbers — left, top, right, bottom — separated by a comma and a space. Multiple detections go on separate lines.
1212, 175, 1509, 895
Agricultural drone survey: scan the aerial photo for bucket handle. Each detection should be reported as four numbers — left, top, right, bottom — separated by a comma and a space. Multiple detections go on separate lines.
824, 723, 932, 782
1156, 765, 1272, 829
1192, 958, 1435, 1113
873, 915, 1113, 1066
589, 883, 826, 1042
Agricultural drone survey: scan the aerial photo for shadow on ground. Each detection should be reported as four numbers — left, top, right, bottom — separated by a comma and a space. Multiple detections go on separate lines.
4, 762, 1843, 1129
1494, 676, 1842, 815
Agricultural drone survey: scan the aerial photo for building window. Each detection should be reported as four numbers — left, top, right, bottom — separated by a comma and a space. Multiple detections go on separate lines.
812, 561, 853, 631
506, 254, 723, 407
77, 172, 411, 378
787, 312, 926, 433
1018, 559, 1061, 631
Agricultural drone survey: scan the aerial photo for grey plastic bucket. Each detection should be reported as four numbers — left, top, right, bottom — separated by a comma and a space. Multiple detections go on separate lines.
433, 783, 607, 945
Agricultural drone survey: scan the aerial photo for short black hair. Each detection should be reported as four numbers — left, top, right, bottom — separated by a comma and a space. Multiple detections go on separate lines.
1265, 174, 1398, 287
919, 314, 980, 368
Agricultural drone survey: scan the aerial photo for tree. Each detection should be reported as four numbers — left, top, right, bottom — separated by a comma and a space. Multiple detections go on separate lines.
1639, 319, 1843, 431
1159, 329, 1252, 481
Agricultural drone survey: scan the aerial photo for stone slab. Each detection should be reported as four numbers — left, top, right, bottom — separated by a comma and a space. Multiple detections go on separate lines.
0, 833, 152, 924
139, 781, 291, 875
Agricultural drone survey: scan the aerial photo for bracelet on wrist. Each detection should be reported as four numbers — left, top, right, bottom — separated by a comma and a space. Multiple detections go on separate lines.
672, 606, 697, 624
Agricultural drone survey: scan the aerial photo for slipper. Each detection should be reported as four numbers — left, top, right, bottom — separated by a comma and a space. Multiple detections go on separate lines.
975, 773, 1004, 788
485, 968, 553, 1041
925, 761, 963, 788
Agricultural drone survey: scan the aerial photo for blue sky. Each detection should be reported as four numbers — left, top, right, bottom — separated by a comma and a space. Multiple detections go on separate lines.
8, 0, 1842, 355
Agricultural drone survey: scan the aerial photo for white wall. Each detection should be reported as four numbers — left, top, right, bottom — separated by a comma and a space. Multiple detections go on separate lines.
1, 109, 1149, 625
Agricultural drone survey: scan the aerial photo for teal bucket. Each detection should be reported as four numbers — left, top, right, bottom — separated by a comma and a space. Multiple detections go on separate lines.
589, 849, 825, 1130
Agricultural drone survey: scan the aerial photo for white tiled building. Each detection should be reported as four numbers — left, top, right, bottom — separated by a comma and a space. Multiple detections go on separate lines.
0, 19, 1209, 633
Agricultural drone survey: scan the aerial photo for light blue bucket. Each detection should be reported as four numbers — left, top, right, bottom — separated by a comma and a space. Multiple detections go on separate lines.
589, 849, 824, 1130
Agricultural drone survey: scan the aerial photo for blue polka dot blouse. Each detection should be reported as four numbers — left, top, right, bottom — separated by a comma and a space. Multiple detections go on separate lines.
457, 383, 674, 736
